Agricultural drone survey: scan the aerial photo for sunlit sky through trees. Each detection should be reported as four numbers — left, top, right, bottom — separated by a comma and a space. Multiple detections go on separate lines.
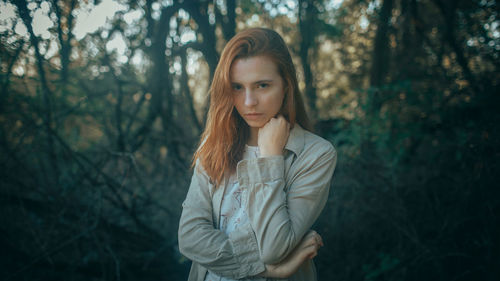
1, 0, 498, 120
0, 0, 346, 65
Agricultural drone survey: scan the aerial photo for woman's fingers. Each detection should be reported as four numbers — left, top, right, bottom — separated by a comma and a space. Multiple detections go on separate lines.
316, 232, 324, 247
303, 243, 319, 260
305, 230, 322, 246
258, 115, 290, 156
301, 230, 323, 259
300, 231, 316, 247
310, 250, 318, 259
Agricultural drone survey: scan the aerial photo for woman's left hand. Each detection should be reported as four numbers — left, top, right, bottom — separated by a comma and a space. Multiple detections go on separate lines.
258, 230, 324, 278
258, 115, 290, 157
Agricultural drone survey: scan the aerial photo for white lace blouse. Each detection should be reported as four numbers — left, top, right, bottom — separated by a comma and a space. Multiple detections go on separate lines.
204, 145, 260, 281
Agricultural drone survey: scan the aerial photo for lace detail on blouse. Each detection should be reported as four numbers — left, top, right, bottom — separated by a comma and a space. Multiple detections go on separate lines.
204, 145, 260, 281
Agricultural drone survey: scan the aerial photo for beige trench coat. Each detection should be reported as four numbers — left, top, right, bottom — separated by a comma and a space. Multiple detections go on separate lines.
178, 125, 337, 281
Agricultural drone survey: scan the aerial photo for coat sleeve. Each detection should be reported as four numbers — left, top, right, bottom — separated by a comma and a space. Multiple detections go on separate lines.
178, 160, 266, 279
237, 141, 337, 264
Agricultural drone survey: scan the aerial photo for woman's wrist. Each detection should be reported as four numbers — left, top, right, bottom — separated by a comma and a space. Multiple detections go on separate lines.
258, 264, 281, 278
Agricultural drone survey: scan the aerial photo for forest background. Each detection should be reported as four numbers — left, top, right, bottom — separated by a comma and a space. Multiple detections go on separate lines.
1, 0, 499, 280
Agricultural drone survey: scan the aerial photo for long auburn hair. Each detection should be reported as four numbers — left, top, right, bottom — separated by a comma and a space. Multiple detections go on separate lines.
193, 27, 310, 186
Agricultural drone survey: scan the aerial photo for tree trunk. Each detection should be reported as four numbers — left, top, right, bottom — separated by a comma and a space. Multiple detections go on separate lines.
298, 0, 319, 122
14, 0, 59, 183
369, 0, 394, 113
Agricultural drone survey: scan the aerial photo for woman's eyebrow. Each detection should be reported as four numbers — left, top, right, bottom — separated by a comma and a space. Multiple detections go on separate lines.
253, 79, 273, 84
231, 79, 273, 85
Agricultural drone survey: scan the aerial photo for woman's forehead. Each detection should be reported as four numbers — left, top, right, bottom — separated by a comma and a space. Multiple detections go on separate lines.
230, 56, 280, 83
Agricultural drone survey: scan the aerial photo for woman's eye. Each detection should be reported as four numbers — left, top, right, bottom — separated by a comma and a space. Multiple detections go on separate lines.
258, 83, 269, 89
232, 84, 242, 91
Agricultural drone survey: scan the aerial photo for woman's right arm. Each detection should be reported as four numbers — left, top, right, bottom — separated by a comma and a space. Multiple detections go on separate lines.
178, 161, 266, 279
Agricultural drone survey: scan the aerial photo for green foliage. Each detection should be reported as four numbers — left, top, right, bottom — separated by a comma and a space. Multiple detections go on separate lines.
363, 253, 401, 281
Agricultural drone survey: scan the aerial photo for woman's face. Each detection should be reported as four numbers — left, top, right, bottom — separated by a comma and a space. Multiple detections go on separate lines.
231, 55, 285, 129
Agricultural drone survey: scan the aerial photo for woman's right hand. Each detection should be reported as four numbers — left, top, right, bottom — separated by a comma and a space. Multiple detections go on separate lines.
259, 230, 324, 278
258, 115, 290, 157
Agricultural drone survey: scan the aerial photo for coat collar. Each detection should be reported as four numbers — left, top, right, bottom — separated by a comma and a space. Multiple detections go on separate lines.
285, 123, 305, 156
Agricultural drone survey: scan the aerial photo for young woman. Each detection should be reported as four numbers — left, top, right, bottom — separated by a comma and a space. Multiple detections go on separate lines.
178, 28, 337, 281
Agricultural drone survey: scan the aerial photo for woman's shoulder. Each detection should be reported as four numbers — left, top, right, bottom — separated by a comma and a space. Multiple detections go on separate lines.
295, 125, 336, 157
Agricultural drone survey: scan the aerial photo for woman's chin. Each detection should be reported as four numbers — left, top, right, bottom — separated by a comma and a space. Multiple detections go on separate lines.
245, 120, 267, 129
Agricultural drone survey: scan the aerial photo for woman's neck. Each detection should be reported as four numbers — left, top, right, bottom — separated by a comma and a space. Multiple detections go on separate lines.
247, 127, 259, 146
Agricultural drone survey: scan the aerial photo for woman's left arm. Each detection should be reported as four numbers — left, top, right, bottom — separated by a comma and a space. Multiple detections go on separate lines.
238, 141, 337, 264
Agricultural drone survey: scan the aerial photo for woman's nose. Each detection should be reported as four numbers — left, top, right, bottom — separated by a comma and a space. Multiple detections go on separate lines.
244, 89, 258, 106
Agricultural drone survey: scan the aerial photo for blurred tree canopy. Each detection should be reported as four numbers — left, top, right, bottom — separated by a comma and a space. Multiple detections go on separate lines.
0, 0, 498, 280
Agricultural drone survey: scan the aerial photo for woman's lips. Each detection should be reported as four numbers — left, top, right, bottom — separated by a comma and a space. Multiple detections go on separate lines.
244, 113, 263, 120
